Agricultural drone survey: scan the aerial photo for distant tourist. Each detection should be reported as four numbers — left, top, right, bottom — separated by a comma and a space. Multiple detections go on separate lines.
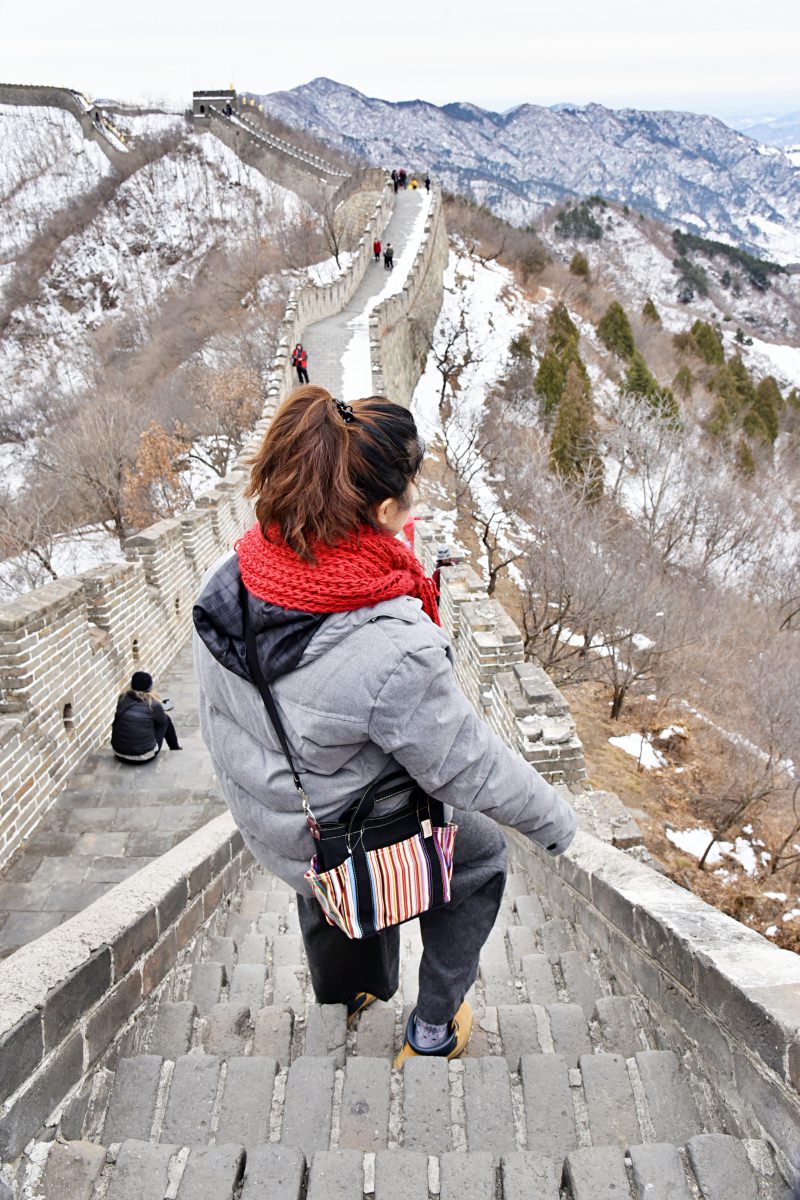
391, 169, 398, 194
111, 672, 181, 763
225, 102, 233, 116
398, 169, 407, 189
373, 237, 382, 263
425, 174, 431, 192
410, 177, 418, 190
292, 343, 309, 384
383, 243, 394, 271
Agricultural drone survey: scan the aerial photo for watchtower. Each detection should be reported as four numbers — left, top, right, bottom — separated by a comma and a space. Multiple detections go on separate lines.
192, 88, 235, 127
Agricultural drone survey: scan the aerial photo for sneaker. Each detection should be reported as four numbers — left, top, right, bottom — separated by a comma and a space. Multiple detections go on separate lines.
346, 992, 377, 1027
393, 1000, 473, 1067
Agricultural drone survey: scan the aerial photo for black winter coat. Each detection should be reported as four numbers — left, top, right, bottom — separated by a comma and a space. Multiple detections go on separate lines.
111, 694, 168, 757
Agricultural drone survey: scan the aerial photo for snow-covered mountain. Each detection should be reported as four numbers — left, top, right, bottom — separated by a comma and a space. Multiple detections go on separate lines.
256, 78, 800, 263
726, 110, 800, 151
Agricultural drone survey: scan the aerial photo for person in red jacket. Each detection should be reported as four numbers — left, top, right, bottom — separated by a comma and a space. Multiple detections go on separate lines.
373, 238, 382, 263
292, 344, 309, 384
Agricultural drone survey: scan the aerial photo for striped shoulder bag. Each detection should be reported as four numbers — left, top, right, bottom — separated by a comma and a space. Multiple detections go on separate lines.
243, 600, 457, 939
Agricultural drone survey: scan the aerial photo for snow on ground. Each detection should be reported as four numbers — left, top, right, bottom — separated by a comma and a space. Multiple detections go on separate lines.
0, 528, 123, 602
666, 826, 763, 875
341, 192, 433, 397
306, 251, 354, 287
609, 733, 665, 770
109, 111, 187, 139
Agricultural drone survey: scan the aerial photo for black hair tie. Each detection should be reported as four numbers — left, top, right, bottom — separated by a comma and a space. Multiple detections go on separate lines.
333, 398, 355, 424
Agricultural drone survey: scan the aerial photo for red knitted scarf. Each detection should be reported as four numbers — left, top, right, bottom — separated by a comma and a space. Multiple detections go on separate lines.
236, 522, 441, 625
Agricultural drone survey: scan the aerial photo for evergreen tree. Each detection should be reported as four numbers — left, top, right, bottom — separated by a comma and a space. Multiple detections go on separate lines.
534, 350, 566, 415
549, 362, 603, 497
547, 302, 580, 355
744, 376, 781, 443
623, 352, 658, 399
690, 319, 725, 365
642, 297, 660, 323
712, 355, 755, 416
569, 251, 590, 278
673, 364, 693, 400
509, 332, 532, 361
707, 398, 731, 438
735, 436, 756, 477
788, 388, 800, 411
597, 301, 635, 360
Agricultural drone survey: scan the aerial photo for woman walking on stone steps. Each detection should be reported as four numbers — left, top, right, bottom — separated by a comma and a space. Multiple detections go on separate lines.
193, 385, 576, 1064
383, 242, 394, 271
111, 671, 181, 762
291, 343, 309, 384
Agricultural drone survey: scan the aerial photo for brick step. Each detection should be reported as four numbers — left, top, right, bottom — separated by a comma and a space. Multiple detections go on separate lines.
33, 1136, 782, 1199
83, 1047, 709, 1158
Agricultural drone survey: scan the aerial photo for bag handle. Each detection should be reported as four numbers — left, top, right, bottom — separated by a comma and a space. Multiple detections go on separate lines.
343, 769, 415, 839
241, 583, 319, 832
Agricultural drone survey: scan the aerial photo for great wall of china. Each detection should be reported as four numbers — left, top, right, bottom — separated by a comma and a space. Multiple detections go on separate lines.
0, 86, 798, 1198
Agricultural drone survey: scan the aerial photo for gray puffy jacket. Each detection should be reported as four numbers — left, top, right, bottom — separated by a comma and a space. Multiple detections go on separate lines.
193, 554, 577, 893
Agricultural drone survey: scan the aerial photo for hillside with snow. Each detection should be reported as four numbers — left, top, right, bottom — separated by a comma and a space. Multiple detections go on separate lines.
257, 77, 800, 263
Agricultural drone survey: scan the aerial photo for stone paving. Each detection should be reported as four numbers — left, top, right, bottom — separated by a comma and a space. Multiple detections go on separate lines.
302, 189, 425, 397
20, 864, 788, 1199
0, 644, 225, 958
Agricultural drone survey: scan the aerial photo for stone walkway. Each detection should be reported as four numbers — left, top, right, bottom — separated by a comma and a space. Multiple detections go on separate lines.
303, 189, 426, 397
22, 861, 785, 1199
0, 644, 224, 957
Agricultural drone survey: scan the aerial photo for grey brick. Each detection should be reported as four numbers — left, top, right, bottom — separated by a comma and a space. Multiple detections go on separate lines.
272, 963, 306, 1012
522, 954, 558, 1004
188, 962, 225, 1013
281, 1057, 335, 1156
264, 891, 292, 913
374, 1150, 429, 1199
257, 911, 282, 938
540, 920, 575, 964
307, 1149, 364, 1200
547, 1003, 591, 1068
225, 913, 253, 942
636, 1051, 701, 1144
203, 1004, 252, 1055
204, 936, 236, 973
564, 1146, 632, 1199
43, 952, 110, 1049
146, 1001, 196, 1058
580, 1053, 641, 1146
354, 1000, 396, 1057
686, 1134, 759, 1200
594, 995, 642, 1058
440, 1150, 496, 1199
402, 1055, 451, 1153
160, 1054, 221, 1146
253, 1006, 293, 1068
272, 933, 303, 965
507, 926, 538, 970
464, 1056, 516, 1157
229, 963, 267, 1011
501, 1153, 561, 1200
520, 1054, 577, 1159
248, 873, 272, 892
106, 1140, 176, 1200
505, 874, 529, 899
239, 1145, 304, 1200
514, 894, 546, 928
480, 929, 518, 1006
176, 1144, 245, 1199
305, 1004, 347, 1065
339, 1057, 391, 1151
103, 1055, 163, 1143
559, 952, 601, 1018
239, 891, 266, 919
0, 1028, 84, 1160
41, 1139, 105, 1200
0, 1010, 42, 1101
497, 1006, 539, 1071
628, 1143, 692, 1200
238, 933, 268, 964
216, 1057, 276, 1146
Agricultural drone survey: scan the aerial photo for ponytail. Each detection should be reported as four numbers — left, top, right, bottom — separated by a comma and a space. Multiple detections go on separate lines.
246, 385, 424, 561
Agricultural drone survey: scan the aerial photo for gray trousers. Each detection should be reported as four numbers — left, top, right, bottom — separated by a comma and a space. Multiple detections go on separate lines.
297, 809, 507, 1025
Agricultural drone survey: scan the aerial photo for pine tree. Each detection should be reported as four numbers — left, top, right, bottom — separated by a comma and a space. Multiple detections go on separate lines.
735, 436, 756, 476
597, 301, 635, 360
569, 251, 590, 278
744, 376, 781, 442
673, 364, 693, 400
642, 297, 660, 323
712, 355, 755, 416
690, 319, 725, 365
622, 352, 658, 398
549, 362, 602, 497
547, 302, 580, 355
534, 350, 567, 415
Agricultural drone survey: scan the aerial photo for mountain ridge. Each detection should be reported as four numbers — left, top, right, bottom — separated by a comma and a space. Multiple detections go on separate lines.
253, 78, 800, 263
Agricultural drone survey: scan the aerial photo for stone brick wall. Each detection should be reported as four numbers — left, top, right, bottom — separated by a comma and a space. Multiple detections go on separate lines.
413, 520, 587, 788
0, 813, 252, 1161
370, 189, 449, 407
0, 83, 129, 165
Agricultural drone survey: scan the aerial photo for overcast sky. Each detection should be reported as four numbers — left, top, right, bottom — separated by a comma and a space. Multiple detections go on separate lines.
1, 0, 797, 120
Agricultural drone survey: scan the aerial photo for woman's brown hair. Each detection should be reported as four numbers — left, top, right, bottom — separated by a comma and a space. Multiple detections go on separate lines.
246, 385, 424, 561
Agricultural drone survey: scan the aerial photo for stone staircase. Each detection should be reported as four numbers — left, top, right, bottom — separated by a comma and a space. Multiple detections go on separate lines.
24, 867, 788, 1199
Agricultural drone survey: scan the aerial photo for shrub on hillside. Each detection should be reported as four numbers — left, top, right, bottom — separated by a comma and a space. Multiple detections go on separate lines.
673, 365, 693, 399
642, 297, 660, 323
690, 320, 725, 365
597, 301, 635, 360
569, 251, 590, 278
554, 201, 603, 241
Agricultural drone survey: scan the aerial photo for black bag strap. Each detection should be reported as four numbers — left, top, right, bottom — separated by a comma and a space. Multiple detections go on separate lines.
241, 584, 317, 827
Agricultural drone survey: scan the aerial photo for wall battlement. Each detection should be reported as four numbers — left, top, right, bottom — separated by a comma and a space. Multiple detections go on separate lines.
0, 83, 131, 163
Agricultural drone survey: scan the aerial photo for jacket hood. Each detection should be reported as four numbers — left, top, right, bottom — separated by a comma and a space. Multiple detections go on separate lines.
193, 552, 424, 685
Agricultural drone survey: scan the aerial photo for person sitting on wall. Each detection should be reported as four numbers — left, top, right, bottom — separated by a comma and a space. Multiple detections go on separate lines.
111, 672, 181, 763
